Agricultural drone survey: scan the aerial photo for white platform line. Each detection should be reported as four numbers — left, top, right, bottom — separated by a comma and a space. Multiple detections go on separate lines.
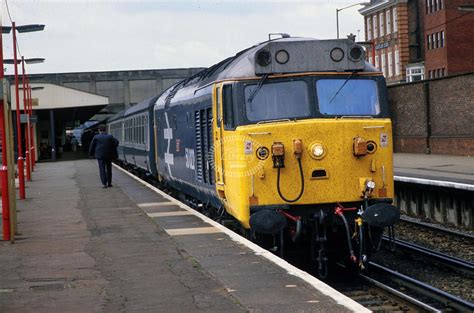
148, 211, 194, 218
137, 202, 174, 208
394, 175, 474, 191
165, 227, 221, 236
113, 164, 369, 313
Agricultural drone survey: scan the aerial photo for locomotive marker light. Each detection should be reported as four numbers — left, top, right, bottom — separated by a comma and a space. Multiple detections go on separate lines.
330, 47, 344, 62
275, 49, 289, 64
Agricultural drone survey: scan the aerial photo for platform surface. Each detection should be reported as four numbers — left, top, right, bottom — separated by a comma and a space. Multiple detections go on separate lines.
394, 153, 474, 186
0, 160, 367, 313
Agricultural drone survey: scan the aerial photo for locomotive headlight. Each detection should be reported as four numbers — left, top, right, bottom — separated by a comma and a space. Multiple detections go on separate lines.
309, 143, 326, 159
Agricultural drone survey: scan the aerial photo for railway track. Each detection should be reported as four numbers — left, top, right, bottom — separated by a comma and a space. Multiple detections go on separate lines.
382, 236, 474, 275
400, 216, 474, 241
367, 262, 474, 312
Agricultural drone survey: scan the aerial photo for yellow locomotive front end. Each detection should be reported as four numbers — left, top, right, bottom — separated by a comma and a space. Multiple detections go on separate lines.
211, 38, 399, 276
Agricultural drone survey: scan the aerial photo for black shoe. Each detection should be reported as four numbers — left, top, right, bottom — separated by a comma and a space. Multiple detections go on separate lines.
102, 185, 108, 188
108, 184, 113, 187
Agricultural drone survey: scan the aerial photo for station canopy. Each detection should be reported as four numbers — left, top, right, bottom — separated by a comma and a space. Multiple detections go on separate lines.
10, 83, 109, 124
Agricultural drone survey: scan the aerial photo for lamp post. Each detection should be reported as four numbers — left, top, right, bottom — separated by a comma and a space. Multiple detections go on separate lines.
1, 18, 12, 240
20, 58, 44, 180
3, 22, 44, 199
26, 83, 44, 171
4, 58, 44, 175
336, 2, 370, 39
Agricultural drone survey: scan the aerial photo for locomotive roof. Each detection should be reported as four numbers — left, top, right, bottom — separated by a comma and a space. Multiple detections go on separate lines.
155, 37, 377, 109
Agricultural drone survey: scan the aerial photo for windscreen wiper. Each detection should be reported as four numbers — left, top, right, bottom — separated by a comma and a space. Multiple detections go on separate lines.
247, 74, 268, 103
328, 71, 356, 105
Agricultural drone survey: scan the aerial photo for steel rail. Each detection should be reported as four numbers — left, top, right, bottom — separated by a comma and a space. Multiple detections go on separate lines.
400, 216, 474, 240
358, 273, 441, 312
369, 262, 474, 312
382, 236, 474, 275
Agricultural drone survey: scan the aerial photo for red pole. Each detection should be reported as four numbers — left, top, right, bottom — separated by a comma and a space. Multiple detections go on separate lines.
27, 77, 35, 170
21, 57, 31, 181
12, 22, 25, 199
0, 22, 11, 240
1, 166, 10, 241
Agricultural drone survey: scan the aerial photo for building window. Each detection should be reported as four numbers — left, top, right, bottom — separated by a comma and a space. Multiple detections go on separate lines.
406, 65, 425, 82
393, 7, 398, 32
427, 34, 431, 50
386, 9, 392, 34
379, 12, 385, 36
367, 17, 372, 40
375, 54, 379, 69
435, 32, 439, 48
388, 52, 393, 77
442, 68, 445, 76
373, 14, 378, 38
437, 69, 441, 77
395, 50, 400, 76
441, 31, 445, 47
381, 53, 386, 77
434, 0, 438, 11
439, 0, 443, 10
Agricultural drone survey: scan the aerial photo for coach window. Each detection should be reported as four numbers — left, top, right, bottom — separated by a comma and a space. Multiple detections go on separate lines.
223, 85, 234, 129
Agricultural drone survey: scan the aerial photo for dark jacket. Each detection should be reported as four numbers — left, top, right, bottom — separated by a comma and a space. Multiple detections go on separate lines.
89, 133, 119, 160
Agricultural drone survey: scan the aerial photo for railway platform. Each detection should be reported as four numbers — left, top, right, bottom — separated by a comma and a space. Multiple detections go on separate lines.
394, 153, 474, 187
0, 159, 367, 313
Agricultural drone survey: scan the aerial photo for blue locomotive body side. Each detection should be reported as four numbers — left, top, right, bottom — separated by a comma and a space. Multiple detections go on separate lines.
154, 85, 220, 208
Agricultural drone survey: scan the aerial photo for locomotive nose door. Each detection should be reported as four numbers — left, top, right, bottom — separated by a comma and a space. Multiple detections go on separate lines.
213, 84, 226, 198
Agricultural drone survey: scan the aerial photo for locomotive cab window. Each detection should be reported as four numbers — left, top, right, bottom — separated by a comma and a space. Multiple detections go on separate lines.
222, 84, 234, 129
244, 80, 310, 122
316, 78, 381, 116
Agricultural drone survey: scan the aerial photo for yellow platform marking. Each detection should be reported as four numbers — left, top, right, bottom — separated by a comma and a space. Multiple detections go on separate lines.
148, 211, 194, 218
165, 227, 221, 236
137, 202, 174, 208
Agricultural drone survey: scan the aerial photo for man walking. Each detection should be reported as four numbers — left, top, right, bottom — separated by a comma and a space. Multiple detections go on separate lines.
89, 125, 119, 188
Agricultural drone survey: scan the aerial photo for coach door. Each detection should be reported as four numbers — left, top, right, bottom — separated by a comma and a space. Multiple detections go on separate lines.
213, 84, 226, 198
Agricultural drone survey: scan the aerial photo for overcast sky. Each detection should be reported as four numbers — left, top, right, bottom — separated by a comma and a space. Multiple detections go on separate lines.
2, 0, 365, 75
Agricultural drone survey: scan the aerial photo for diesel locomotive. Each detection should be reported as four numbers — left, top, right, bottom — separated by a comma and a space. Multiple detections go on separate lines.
109, 36, 399, 276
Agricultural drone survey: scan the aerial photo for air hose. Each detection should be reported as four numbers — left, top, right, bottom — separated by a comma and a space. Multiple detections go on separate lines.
277, 158, 304, 203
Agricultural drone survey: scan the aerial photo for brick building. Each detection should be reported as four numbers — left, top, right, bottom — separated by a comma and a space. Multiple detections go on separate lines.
360, 0, 474, 83
423, 0, 474, 79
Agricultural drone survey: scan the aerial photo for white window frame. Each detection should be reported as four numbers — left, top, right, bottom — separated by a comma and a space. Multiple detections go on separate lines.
381, 53, 386, 77
379, 12, 385, 36
393, 7, 398, 32
395, 50, 400, 76
386, 9, 392, 34
388, 52, 393, 77
406, 65, 425, 82
367, 17, 372, 40
373, 14, 378, 38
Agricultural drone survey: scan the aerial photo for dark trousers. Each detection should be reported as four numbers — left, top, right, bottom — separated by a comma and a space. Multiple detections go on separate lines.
98, 159, 112, 186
